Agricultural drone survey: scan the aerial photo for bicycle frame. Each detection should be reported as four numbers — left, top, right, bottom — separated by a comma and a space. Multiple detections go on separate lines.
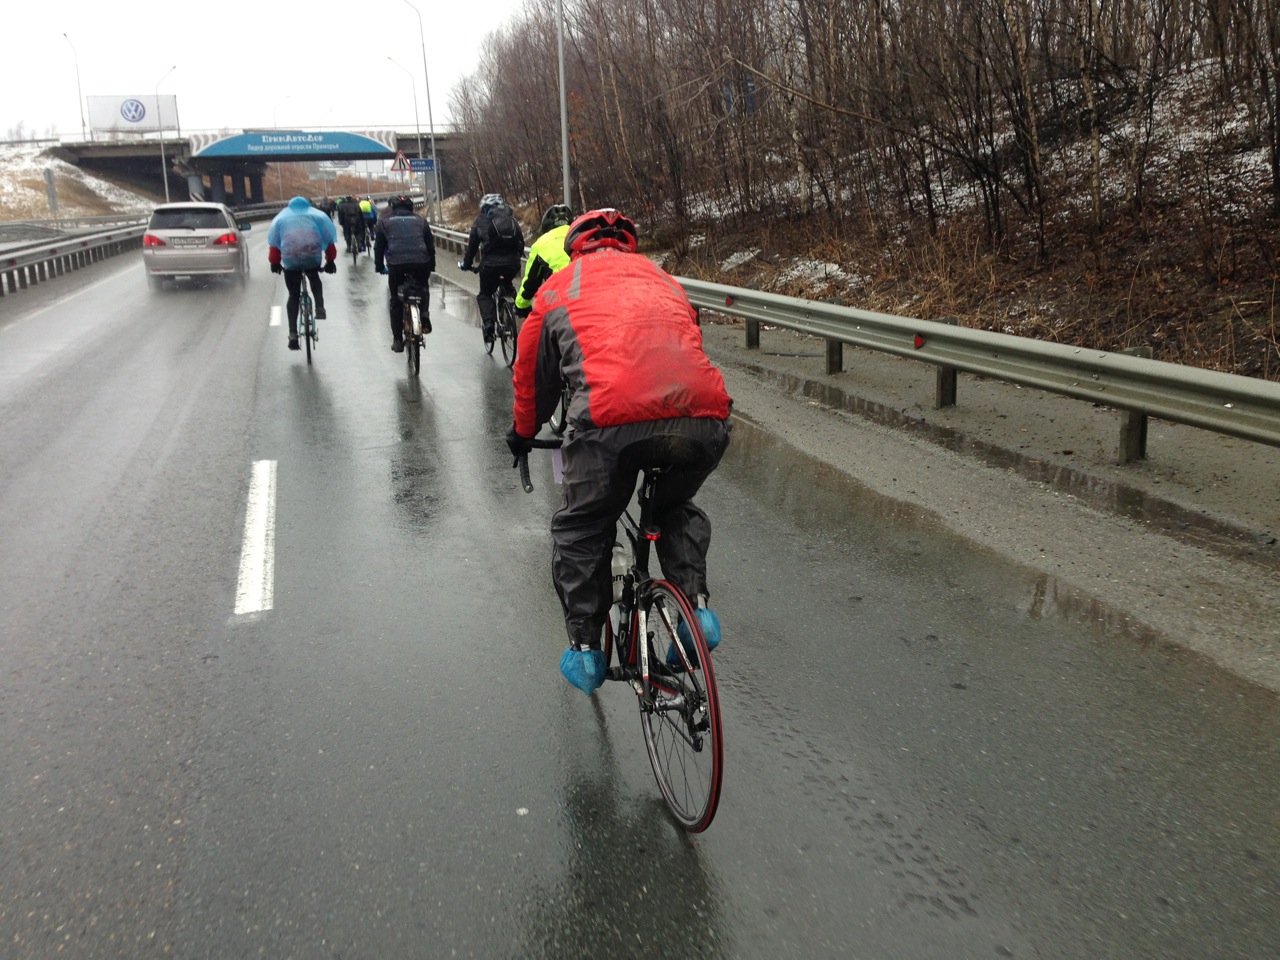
607, 470, 684, 699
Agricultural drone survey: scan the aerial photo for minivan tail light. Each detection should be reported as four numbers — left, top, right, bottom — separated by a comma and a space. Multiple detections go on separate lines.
212, 233, 239, 246
143, 233, 166, 247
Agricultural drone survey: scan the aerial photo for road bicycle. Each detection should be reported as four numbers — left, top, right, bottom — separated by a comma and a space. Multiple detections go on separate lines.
457, 263, 518, 366
399, 277, 429, 378
298, 280, 317, 365
351, 225, 368, 266
519, 438, 725, 832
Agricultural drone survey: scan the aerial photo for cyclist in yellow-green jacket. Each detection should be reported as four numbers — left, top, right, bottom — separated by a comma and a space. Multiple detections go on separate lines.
514, 204, 574, 319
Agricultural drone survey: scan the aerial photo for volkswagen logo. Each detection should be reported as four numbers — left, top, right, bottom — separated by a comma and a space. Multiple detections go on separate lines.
120, 99, 147, 123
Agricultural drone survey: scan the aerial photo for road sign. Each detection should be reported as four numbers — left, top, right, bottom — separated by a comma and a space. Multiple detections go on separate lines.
389, 151, 411, 172
408, 157, 436, 172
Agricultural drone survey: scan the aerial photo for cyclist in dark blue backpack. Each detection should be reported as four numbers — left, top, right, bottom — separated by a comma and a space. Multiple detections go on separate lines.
460, 193, 524, 344
374, 195, 436, 353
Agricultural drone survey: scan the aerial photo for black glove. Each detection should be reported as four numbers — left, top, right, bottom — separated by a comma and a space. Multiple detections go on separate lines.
515, 306, 530, 320
270, 262, 282, 274
458, 261, 471, 272
322, 261, 336, 274
505, 427, 533, 468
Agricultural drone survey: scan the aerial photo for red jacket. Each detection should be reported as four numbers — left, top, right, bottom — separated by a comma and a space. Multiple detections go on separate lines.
512, 249, 731, 436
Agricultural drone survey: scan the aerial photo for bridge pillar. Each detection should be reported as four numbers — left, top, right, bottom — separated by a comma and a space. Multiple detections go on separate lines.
187, 174, 206, 201
248, 174, 265, 204
229, 174, 246, 206
208, 175, 227, 203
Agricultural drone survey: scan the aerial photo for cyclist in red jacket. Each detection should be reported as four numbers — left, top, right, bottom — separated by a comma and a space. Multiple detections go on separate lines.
507, 208, 732, 695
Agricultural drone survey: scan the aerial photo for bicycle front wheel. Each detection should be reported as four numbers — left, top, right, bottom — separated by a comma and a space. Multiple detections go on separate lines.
499, 300, 517, 367
548, 384, 570, 436
638, 582, 724, 832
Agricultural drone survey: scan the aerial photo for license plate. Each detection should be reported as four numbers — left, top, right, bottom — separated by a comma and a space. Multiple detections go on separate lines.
171, 237, 206, 247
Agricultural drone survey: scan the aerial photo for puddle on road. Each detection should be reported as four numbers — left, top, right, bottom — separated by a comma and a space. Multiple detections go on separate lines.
735, 362, 1278, 571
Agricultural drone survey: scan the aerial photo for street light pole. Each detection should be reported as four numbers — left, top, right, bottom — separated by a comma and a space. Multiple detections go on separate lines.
403, 0, 442, 222
155, 65, 176, 203
272, 95, 290, 200
63, 34, 89, 143
556, 0, 571, 206
387, 58, 423, 195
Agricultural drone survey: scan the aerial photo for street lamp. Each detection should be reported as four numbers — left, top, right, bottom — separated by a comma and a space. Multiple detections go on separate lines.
63, 34, 89, 142
273, 95, 290, 200
403, 0, 442, 222
155, 65, 176, 202
387, 57, 423, 195
556, 0, 571, 205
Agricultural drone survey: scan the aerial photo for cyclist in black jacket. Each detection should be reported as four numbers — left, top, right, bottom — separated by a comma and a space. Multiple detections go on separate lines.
374, 196, 436, 353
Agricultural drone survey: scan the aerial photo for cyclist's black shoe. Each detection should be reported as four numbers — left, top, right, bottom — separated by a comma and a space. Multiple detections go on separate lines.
315, 305, 327, 320
560, 647, 607, 696
669, 607, 722, 666
482, 324, 495, 343
287, 336, 300, 351
391, 338, 405, 353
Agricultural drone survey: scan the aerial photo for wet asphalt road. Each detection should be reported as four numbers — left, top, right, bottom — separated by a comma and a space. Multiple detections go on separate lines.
1, 239, 1278, 959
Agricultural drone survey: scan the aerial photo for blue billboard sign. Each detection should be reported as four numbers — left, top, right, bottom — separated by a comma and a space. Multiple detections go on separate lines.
191, 130, 397, 158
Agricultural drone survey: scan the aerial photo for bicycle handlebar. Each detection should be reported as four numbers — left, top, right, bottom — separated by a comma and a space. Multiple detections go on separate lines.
518, 438, 564, 493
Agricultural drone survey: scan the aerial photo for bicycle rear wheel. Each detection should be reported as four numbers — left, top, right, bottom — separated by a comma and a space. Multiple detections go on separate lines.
406, 305, 421, 377
499, 299, 517, 367
637, 581, 724, 832
303, 313, 313, 364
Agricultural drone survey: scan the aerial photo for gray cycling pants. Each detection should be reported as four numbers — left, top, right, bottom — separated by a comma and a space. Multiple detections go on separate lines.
550, 417, 731, 650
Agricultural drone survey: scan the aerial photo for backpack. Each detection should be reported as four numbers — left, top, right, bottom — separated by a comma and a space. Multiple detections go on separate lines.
484, 206, 521, 253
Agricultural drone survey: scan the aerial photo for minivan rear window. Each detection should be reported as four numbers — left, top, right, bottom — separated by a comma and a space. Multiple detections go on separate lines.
149, 208, 228, 230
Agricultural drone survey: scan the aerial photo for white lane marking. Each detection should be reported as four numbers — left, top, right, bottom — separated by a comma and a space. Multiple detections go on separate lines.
270, 305, 281, 327
234, 459, 277, 616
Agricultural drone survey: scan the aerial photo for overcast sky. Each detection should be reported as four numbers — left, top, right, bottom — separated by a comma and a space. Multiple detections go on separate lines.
4, 0, 530, 139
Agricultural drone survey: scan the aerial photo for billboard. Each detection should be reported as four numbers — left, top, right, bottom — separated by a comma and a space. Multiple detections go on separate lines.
189, 130, 396, 158
87, 95, 179, 133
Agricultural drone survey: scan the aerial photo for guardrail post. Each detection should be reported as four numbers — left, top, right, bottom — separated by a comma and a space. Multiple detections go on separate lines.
745, 319, 759, 349
1118, 346, 1153, 463
826, 337, 842, 374
936, 316, 958, 408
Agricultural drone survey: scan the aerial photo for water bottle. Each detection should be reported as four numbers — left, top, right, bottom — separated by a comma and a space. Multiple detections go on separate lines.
610, 543, 628, 602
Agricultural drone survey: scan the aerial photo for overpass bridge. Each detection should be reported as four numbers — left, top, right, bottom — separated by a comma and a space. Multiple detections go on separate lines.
51, 128, 464, 206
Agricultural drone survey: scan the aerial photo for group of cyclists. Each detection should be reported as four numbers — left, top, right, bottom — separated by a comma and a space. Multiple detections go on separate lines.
266, 191, 733, 697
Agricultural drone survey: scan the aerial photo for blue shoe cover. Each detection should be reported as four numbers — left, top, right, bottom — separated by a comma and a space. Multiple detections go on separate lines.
560, 647, 607, 695
669, 608, 721, 665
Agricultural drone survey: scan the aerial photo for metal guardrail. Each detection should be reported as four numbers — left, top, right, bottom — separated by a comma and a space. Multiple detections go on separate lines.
1, 214, 149, 230
1, 225, 147, 297
679, 277, 1280, 461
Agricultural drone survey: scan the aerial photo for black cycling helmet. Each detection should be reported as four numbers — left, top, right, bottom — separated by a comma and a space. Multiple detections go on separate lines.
565, 208, 638, 257
539, 203, 573, 234
480, 192, 505, 213
390, 195, 415, 213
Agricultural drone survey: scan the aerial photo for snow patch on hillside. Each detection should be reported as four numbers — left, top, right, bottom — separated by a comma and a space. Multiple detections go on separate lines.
0, 142, 155, 219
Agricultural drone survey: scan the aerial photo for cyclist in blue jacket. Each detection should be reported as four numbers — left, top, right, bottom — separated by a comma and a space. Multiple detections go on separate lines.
268, 196, 338, 350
